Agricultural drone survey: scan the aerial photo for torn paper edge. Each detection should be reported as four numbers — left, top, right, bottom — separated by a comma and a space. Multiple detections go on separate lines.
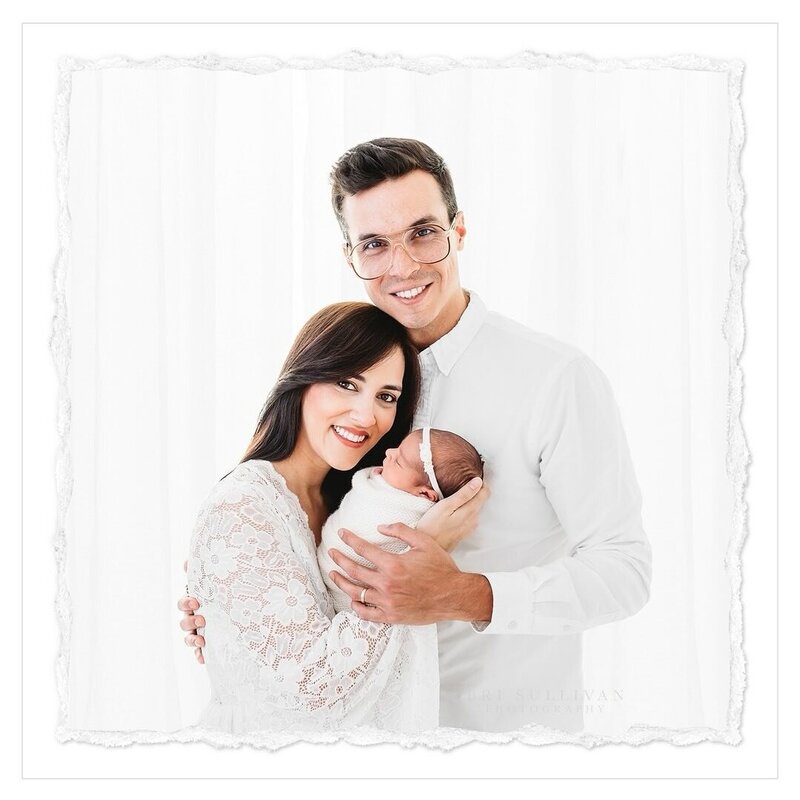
51, 49, 748, 751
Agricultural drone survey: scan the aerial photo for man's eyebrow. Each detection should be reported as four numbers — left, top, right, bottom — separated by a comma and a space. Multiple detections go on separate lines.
355, 216, 443, 243
350, 373, 402, 392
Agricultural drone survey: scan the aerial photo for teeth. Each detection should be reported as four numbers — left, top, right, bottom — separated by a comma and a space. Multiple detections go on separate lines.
395, 286, 425, 299
333, 425, 366, 443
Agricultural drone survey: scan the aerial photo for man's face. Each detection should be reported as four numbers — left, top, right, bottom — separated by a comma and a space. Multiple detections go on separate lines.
341, 170, 467, 348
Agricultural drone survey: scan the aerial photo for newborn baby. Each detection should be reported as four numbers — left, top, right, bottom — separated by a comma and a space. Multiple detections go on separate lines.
317, 426, 484, 613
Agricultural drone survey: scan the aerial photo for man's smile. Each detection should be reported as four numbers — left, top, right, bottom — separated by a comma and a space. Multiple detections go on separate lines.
389, 283, 431, 303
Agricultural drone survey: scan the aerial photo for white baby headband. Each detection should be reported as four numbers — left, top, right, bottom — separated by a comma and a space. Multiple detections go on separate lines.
419, 426, 443, 500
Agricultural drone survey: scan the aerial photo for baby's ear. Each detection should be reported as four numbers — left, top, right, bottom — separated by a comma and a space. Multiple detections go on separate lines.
418, 486, 439, 503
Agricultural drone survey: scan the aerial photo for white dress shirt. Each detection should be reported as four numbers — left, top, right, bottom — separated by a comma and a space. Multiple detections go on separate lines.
414, 291, 652, 732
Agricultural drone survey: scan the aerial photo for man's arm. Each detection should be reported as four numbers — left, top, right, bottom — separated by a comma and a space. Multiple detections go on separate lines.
471, 355, 651, 635
331, 355, 651, 633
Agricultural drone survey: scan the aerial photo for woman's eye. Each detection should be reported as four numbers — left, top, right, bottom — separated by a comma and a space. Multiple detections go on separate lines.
337, 380, 356, 391
378, 393, 398, 404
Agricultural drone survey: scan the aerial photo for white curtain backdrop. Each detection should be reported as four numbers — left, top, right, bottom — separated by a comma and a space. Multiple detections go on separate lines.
58, 54, 744, 743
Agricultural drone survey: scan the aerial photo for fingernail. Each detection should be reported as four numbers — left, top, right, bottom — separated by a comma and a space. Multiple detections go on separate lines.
338, 529, 345, 538
188, 599, 198, 610
468, 477, 482, 489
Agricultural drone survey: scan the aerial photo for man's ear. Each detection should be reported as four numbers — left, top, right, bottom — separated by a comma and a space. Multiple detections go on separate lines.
454, 211, 467, 251
418, 486, 439, 503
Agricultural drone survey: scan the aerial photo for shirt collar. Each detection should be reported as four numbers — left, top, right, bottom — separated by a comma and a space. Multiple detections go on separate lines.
421, 290, 488, 376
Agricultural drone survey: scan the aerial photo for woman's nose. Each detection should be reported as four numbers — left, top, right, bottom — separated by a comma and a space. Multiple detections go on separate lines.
349, 398, 376, 427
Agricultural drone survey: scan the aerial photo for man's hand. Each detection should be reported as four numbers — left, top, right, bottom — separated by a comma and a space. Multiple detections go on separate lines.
179, 560, 205, 664
327, 527, 493, 625
416, 476, 488, 551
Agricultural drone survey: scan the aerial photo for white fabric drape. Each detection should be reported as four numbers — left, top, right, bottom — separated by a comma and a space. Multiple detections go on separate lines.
59, 55, 743, 743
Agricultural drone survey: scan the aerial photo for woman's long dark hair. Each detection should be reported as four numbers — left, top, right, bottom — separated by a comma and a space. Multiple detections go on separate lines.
241, 302, 421, 512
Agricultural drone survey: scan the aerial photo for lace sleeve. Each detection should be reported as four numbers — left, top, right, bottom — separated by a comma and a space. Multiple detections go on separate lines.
187, 464, 438, 733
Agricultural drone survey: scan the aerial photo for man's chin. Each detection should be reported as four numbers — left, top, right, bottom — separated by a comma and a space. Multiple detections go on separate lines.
384, 302, 433, 330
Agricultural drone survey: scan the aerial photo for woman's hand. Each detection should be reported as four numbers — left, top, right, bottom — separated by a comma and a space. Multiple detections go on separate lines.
415, 476, 488, 551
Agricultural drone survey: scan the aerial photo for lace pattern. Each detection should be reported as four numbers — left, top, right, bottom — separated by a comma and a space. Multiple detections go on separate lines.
186, 461, 438, 734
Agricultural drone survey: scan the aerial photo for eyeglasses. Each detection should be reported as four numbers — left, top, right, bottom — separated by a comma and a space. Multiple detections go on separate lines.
345, 214, 460, 280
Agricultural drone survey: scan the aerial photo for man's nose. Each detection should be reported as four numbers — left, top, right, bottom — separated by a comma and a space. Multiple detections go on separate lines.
386, 242, 420, 279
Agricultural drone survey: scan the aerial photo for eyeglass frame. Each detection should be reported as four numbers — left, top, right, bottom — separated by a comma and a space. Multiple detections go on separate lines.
343, 212, 462, 281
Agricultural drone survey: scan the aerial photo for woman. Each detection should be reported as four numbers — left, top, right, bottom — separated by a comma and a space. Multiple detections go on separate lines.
186, 302, 472, 734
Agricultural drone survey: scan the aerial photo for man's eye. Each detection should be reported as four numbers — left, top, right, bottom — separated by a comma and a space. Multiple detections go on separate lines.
412, 226, 437, 238
361, 239, 387, 252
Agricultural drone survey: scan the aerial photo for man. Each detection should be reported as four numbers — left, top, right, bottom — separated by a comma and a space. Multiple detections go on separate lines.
180, 138, 651, 733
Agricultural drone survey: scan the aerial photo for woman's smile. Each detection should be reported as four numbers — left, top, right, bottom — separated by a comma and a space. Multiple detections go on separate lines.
331, 424, 370, 447
295, 347, 406, 473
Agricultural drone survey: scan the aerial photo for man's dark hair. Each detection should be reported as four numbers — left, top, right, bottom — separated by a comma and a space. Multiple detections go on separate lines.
330, 137, 458, 242
428, 429, 484, 498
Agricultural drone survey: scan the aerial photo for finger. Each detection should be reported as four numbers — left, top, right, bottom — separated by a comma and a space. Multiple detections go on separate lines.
338, 528, 394, 567
350, 602, 387, 623
374, 522, 425, 548
474, 482, 491, 504
328, 569, 369, 602
178, 596, 199, 612
328, 570, 385, 610
194, 648, 205, 664
328, 548, 378, 586
437, 476, 484, 514
180, 615, 198, 632
184, 633, 205, 648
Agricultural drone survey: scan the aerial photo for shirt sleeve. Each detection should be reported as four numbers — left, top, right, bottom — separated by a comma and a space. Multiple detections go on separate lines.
473, 355, 652, 635
188, 468, 438, 728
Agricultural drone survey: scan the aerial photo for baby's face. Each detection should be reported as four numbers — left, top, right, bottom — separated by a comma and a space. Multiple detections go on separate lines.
379, 431, 431, 496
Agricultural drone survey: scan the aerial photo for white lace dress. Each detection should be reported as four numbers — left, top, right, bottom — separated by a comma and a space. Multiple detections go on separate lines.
187, 460, 439, 734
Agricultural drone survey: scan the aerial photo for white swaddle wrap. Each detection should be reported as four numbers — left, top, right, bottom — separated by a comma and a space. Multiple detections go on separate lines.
318, 466, 435, 612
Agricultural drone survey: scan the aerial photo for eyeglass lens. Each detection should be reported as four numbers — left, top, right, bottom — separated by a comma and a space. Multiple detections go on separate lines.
351, 226, 450, 278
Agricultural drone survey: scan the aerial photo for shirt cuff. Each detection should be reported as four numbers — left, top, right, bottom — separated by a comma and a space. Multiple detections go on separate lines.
470, 571, 534, 634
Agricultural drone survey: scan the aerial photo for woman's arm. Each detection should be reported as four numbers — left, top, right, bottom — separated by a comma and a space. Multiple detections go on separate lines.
187, 466, 438, 729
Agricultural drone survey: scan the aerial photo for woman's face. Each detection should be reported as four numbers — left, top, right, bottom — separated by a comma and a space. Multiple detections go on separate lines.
297, 347, 406, 473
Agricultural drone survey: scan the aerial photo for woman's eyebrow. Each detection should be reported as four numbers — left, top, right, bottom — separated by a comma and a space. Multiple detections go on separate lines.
350, 373, 402, 392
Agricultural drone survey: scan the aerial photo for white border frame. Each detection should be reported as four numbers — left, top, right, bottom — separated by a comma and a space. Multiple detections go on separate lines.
20, 21, 778, 781
52, 49, 746, 751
